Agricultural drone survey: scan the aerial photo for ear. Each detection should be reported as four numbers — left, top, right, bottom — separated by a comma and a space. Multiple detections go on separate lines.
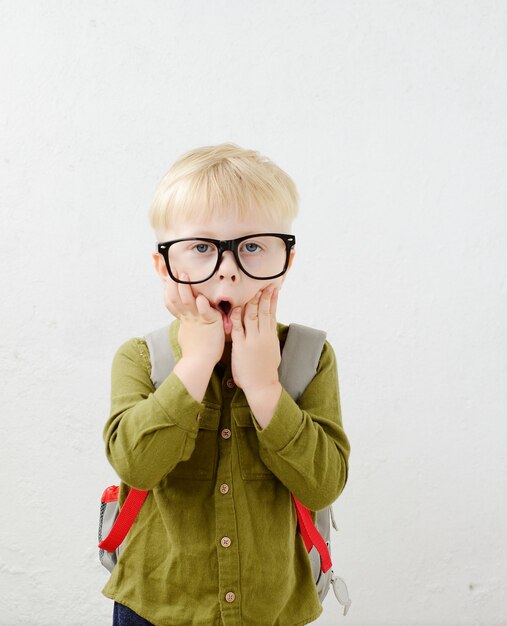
279, 248, 295, 287
287, 247, 295, 270
152, 252, 170, 283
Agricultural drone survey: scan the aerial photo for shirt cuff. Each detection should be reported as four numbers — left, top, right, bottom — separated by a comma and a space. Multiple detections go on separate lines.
153, 371, 205, 435
251, 386, 304, 451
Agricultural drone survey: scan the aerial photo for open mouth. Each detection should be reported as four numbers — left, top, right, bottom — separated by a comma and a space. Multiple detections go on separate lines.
216, 300, 234, 335
218, 300, 232, 316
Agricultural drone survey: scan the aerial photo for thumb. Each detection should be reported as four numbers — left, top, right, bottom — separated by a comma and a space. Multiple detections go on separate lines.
195, 294, 218, 322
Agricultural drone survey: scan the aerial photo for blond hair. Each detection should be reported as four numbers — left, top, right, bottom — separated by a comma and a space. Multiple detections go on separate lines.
148, 143, 299, 238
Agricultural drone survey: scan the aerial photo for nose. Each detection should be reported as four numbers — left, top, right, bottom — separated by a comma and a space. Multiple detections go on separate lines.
217, 250, 239, 282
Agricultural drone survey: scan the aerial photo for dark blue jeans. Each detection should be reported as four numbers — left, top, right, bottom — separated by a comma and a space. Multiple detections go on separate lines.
113, 601, 154, 626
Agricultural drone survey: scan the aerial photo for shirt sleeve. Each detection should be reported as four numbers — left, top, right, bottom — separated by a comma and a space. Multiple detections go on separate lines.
251, 339, 350, 511
102, 337, 205, 490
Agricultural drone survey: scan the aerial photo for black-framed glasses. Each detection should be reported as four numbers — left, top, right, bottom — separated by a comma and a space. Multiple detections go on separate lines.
157, 233, 296, 284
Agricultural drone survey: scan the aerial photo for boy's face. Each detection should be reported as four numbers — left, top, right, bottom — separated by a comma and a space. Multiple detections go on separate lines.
152, 215, 295, 342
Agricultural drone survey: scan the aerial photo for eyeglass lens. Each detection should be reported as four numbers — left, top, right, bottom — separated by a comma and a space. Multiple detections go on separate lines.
168, 235, 288, 282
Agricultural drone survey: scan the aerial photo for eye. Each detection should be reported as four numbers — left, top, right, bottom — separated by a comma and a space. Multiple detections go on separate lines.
192, 243, 212, 254
242, 242, 261, 253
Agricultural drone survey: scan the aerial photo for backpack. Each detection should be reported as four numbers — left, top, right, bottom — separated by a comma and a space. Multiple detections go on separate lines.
98, 322, 351, 616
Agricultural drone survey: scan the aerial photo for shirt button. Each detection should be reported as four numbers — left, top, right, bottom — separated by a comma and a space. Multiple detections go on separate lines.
225, 592, 236, 603
220, 536, 231, 548
221, 428, 232, 439
226, 378, 235, 388
219, 483, 229, 495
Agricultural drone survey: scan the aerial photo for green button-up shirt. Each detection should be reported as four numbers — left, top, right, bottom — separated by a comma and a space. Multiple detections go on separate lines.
101, 319, 350, 626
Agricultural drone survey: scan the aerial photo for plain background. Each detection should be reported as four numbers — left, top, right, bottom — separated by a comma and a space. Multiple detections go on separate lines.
1, 2, 506, 625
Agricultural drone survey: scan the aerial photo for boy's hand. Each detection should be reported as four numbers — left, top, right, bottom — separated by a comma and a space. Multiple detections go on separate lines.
229, 284, 281, 394
163, 271, 225, 366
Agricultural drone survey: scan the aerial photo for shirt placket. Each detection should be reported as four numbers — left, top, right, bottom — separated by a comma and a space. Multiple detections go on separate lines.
215, 367, 242, 624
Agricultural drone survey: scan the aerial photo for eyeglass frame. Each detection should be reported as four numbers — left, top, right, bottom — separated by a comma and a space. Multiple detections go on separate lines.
157, 232, 296, 284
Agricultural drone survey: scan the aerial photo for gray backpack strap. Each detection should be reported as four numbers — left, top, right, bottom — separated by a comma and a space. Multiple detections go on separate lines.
279, 324, 334, 604
280, 324, 351, 614
278, 322, 326, 402
144, 325, 176, 388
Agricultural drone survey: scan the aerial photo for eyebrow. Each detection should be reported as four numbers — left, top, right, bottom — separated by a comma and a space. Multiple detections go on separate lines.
188, 232, 261, 239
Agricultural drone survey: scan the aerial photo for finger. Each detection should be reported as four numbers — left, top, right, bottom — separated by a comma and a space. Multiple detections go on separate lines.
230, 306, 244, 340
164, 270, 195, 319
164, 271, 183, 317
177, 272, 198, 316
194, 292, 216, 322
243, 290, 262, 334
258, 284, 275, 333
269, 287, 278, 320
163, 281, 179, 317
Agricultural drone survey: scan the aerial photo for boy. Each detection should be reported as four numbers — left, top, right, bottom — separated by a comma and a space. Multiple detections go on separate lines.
101, 143, 350, 626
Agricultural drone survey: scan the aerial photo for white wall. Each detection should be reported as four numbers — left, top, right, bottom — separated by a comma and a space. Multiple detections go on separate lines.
1, 2, 506, 625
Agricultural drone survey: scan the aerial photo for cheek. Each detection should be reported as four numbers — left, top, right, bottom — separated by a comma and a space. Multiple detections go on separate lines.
191, 287, 207, 301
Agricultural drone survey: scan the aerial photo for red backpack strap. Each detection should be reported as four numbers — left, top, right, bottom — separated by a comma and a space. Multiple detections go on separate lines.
98, 488, 149, 552
292, 495, 332, 573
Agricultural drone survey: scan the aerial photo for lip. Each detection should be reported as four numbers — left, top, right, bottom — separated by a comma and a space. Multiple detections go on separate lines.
213, 296, 236, 311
